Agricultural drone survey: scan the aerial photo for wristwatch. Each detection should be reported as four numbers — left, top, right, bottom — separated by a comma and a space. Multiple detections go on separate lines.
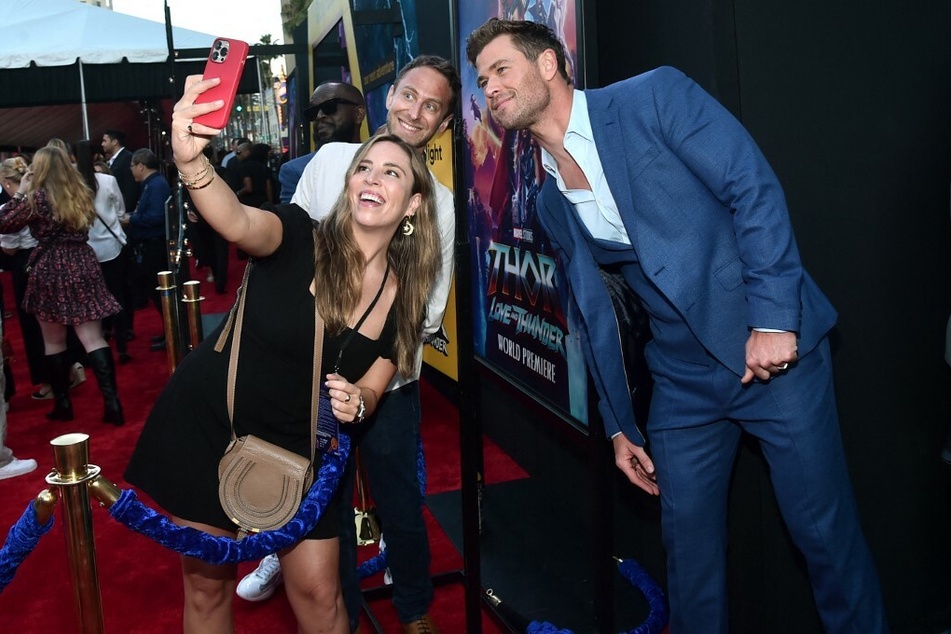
355, 395, 366, 423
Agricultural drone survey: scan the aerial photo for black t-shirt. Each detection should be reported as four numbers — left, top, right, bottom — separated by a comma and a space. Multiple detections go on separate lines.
237, 159, 271, 207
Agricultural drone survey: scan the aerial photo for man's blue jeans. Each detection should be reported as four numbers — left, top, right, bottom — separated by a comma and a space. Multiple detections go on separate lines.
339, 381, 433, 629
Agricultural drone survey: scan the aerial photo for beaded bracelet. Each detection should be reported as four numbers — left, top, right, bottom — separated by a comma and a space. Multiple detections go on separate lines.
177, 157, 211, 188
183, 171, 216, 191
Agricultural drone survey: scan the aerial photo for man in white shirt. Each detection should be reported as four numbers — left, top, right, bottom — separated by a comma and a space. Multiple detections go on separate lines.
239, 56, 459, 634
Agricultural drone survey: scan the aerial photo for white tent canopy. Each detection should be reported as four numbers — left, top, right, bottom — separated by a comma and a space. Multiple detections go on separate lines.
0, 0, 216, 69
0, 0, 255, 148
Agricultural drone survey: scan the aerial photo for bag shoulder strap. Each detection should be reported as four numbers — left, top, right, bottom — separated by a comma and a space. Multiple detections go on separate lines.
216, 259, 325, 467
331, 259, 390, 372
94, 212, 124, 245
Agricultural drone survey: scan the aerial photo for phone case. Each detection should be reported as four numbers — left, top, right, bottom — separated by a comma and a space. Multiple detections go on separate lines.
193, 37, 249, 130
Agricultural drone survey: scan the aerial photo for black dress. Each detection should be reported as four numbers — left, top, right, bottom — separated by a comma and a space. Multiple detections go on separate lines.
125, 204, 396, 537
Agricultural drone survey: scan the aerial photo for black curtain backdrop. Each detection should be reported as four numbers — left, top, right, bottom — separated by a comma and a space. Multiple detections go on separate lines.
584, 0, 951, 631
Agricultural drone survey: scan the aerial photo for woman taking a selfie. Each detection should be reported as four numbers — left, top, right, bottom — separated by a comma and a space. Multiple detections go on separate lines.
124, 74, 441, 634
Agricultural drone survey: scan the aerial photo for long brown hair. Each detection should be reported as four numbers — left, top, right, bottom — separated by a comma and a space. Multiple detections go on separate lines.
312, 134, 442, 376
28, 147, 96, 232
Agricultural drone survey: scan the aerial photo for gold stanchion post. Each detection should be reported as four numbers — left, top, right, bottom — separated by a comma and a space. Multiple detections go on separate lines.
32, 488, 59, 526
45, 433, 106, 634
157, 270, 183, 373
181, 280, 205, 351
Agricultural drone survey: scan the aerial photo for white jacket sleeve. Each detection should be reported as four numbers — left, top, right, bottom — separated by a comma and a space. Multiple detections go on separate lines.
422, 180, 456, 336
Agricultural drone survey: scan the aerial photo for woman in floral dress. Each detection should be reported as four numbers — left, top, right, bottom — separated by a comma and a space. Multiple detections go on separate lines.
0, 147, 124, 424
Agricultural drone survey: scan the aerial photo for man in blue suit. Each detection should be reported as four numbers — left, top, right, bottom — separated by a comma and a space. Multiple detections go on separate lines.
468, 19, 888, 633
277, 82, 366, 203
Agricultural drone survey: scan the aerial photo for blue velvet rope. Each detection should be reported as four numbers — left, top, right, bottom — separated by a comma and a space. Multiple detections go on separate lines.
526, 558, 668, 634
356, 433, 426, 580
527, 622, 572, 634
356, 546, 388, 579
0, 434, 668, 634
108, 434, 350, 564
618, 558, 668, 634
0, 501, 55, 594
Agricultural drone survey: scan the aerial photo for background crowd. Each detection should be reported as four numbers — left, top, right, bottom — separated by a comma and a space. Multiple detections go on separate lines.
0, 130, 286, 482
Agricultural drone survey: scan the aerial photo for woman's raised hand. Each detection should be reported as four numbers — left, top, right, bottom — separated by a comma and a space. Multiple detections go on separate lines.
171, 75, 224, 167
19, 169, 33, 194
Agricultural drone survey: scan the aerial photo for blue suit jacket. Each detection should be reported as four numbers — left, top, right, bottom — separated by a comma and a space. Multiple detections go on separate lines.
537, 67, 837, 443
278, 152, 315, 203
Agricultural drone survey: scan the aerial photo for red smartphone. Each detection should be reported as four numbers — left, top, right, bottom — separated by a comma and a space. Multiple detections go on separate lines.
193, 37, 249, 129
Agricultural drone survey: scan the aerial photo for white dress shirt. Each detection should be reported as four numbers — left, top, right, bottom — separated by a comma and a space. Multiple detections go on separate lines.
107, 146, 126, 167
539, 90, 631, 245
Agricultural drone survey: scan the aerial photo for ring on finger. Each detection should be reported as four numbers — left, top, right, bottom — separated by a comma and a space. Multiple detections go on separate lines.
778, 362, 789, 371
344, 393, 352, 403
187, 123, 193, 133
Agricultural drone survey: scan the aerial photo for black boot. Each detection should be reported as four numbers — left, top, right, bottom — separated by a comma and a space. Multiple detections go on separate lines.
45, 351, 73, 421
86, 347, 124, 426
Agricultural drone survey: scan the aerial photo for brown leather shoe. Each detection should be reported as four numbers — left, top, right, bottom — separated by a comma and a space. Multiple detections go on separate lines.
401, 614, 439, 634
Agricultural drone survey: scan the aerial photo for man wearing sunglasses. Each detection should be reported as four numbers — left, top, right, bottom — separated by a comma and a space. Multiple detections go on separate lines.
278, 82, 366, 203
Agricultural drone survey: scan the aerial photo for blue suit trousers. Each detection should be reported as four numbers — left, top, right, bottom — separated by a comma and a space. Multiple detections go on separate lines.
646, 339, 888, 633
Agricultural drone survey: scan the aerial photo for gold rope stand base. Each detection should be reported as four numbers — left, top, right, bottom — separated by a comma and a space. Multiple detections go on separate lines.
42, 433, 121, 634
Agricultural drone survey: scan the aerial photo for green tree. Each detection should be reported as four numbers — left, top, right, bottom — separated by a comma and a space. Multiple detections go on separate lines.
281, 0, 310, 32
258, 33, 277, 84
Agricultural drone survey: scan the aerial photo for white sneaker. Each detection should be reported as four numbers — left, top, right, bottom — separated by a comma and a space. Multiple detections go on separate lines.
236, 553, 283, 601
379, 535, 394, 585
0, 458, 38, 481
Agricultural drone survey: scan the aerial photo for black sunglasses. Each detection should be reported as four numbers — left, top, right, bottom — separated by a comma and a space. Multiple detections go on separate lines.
305, 98, 359, 121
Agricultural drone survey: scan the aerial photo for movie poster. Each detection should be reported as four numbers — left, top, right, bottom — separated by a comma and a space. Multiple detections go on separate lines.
349, 0, 424, 130
458, 1, 588, 424
329, 0, 458, 379
421, 127, 459, 380
286, 73, 301, 158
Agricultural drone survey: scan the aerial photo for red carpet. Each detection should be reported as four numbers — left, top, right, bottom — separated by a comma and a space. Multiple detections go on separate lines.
0, 250, 525, 633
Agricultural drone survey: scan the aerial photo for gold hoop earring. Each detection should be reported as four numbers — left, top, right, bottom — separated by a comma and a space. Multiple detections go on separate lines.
401, 216, 415, 236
